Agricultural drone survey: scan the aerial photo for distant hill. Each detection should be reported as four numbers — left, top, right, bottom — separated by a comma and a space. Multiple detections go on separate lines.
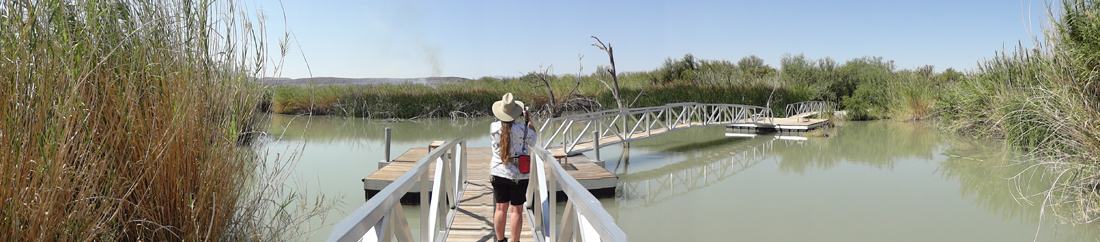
260, 76, 471, 86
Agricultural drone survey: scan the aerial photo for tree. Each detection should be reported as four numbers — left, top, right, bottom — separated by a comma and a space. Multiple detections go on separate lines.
522, 65, 558, 114
592, 36, 637, 148
591, 36, 626, 110
523, 64, 585, 117
738, 55, 775, 79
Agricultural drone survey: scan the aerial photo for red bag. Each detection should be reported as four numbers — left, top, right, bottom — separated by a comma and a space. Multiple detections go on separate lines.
517, 155, 531, 174
516, 118, 532, 174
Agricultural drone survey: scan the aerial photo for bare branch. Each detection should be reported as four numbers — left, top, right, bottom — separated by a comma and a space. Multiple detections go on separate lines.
591, 36, 624, 110
629, 90, 646, 107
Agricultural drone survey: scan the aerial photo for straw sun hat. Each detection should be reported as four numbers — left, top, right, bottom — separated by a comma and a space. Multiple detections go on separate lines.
492, 93, 525, 122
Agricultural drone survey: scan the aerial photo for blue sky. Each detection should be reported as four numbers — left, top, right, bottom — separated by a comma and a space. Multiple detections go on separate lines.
247, 0, 1049, 79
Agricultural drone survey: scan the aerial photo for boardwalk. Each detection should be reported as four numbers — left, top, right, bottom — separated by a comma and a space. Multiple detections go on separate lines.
544, 116, 829, 156
335, 102, 832, 241
539, 102, 834, 156
361, 146, 616, 241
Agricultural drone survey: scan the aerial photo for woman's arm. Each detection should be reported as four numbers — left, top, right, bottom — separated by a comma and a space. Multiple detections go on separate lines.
524, 107, 536, 130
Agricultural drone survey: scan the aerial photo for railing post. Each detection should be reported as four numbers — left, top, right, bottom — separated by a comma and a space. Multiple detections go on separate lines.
384, 127, 392, 162
593, 130, 601, 163
548, 156, 557, 242
420, 164, 430, 242
460, 141, 467, 187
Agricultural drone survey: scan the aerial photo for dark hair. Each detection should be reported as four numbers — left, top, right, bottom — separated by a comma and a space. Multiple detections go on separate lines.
499, 121, 512, 166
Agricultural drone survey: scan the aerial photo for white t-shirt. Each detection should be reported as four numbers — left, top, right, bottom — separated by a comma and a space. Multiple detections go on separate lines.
490, 121, 537, 180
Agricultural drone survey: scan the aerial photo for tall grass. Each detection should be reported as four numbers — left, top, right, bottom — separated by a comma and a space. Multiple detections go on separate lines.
272, 84, 502, 119
938, 0, 1100, 224
269, 72, 815, 120
269, 72, 652, 119
0, 0, 327, 240
887, 73, 938, 121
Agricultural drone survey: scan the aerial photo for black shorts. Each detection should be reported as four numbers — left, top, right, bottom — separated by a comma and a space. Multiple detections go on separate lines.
490, 175, 529, 206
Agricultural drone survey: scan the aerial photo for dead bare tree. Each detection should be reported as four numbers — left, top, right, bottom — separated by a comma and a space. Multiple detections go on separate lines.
591, 36, 625, 110
525, 64, 589, 118
529, 65, 558, 113
592, 36, 635, 148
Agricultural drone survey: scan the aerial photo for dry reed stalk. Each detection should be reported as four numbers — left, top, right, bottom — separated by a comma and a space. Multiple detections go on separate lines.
1, 0, 331, 240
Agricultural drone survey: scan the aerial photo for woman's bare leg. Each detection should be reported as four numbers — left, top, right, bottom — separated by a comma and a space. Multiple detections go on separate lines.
509, 204, 524, 241
494, 202, 509, 240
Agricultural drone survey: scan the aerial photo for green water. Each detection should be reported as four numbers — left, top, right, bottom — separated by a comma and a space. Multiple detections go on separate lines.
262, 114, 1098, 241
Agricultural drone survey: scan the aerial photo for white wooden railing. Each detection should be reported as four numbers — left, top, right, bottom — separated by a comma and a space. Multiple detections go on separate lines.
526, 145, 628, 242
329, 137, 468, 242
784, 101, 836, 119
538, 102, 774, 155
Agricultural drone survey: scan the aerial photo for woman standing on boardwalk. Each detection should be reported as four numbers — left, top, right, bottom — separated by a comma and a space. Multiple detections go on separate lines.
489, 93, 537, 242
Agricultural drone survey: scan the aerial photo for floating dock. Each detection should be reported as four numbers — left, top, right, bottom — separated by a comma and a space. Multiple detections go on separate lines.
727, 115, 831, 132
362, 145, 617, 204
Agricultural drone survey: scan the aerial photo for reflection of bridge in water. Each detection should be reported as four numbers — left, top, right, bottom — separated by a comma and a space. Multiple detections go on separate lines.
615, 134, 809, 210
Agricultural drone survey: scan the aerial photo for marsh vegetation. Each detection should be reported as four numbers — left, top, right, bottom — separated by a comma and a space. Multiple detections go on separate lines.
1, 0, 331, 240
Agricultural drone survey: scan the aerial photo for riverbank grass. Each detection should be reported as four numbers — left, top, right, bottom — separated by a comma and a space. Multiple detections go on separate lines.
935, 0, 1100, 224
1, 0, 325, 240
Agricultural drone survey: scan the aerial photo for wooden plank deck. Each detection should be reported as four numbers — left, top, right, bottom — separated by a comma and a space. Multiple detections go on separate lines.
362, 145, 616, 241
727, 117, 830, 131
363, 148, 616, 195
444, 180, 534, 242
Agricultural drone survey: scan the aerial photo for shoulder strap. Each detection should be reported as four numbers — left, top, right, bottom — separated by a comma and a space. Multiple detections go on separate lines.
520, 119, 529, 154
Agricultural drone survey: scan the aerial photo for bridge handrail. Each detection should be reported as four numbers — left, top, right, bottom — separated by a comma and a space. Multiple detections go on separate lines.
526, 145, 628, 242
538, 103, 774, 155
328, 137, 468, 242
543, 102, 762, 123
784, 101, 836, 119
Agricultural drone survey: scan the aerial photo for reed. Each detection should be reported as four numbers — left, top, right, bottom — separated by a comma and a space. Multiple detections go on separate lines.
936, 0, 1100, 224
269, 71, 814, 119
272, 84, 502, 119
888, 74, 937, 121
0, 0, 327, 240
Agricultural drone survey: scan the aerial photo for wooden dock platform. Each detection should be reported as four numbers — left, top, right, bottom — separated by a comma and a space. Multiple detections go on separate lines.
362, 147, 617, 203
727, 117, 830, 131
361, 145, 616, 241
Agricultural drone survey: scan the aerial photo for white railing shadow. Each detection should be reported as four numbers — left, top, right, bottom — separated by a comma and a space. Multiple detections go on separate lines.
526, 145, 628, 242
328, 137, 468, 242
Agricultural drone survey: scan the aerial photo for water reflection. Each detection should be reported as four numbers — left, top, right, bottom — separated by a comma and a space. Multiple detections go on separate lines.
616, 135, 775, 210
935, 136, 1100, 240
773, 121, 941, 173
605, 121, 1095, 241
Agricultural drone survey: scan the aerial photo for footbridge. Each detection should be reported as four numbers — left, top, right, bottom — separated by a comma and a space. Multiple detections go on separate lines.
329, 101, 833, 242
540, 101, 834, 156
329, 137, 627, 242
